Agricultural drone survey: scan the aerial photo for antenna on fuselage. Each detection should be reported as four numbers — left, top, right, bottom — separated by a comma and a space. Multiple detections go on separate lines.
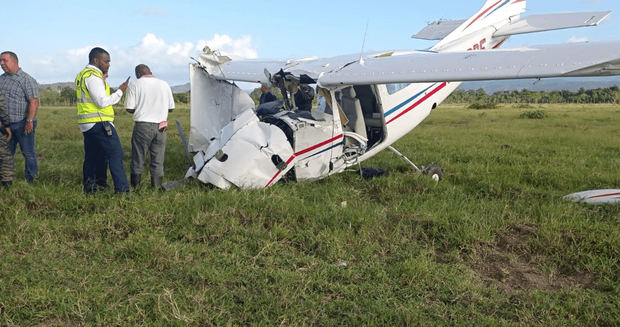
359, 21, 369, 65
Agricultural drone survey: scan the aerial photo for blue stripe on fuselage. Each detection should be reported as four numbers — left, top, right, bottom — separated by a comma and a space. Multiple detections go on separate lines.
304, 142, 345, 160
384, 84, 436, 118
485, 0, 511, 18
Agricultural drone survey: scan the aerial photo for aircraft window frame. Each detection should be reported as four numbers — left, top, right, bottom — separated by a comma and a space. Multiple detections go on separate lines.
386, 83, 411, 95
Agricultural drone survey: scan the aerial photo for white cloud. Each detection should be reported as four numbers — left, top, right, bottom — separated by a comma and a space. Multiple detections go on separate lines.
567, 36, 589, 43
31, 33, 257, 85
196, 34, 258, 60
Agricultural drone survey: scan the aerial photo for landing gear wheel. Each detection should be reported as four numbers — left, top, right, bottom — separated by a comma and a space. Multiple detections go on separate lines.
423, 164, 443, 182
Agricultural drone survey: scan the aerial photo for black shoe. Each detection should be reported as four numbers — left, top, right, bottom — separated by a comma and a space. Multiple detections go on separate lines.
151, 175, 163, 188
1, 181, 12, 187
130, 174, 141, 188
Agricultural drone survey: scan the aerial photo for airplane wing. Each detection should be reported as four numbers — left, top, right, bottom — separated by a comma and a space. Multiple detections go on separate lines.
317, 41, 620, 86
198, 53, 362, 84
199, 41, 620, 87
199, 59, 288, 84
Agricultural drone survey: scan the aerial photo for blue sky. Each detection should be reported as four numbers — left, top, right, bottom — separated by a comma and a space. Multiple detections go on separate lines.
2, 0, 619, 85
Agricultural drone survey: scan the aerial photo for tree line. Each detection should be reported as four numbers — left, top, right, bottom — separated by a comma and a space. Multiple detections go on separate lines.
39, 86, 191, 107
445, 86, 619, 104
39, 85, 619, 107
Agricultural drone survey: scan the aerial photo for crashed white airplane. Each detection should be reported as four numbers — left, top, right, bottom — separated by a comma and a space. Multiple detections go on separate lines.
183, 0, 620, 189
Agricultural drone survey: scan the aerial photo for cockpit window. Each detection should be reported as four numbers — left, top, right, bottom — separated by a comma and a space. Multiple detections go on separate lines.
386, 83, 411, 95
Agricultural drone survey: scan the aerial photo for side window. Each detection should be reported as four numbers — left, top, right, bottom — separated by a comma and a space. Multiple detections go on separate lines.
386, 83, 411, 95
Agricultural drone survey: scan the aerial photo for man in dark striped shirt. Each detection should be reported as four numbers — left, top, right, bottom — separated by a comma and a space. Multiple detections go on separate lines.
0, 90, 13, 186
0, 51, 39, 183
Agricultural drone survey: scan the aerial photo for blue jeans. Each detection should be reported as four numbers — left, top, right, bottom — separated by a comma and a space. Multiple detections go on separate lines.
9, 119, 38, 182
82, 122, 129, 193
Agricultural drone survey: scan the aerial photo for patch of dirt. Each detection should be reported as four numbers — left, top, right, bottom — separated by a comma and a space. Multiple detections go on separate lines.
469, 223, 595, 292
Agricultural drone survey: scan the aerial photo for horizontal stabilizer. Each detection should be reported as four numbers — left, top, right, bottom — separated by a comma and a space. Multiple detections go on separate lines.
412, 19, 466, 40
494, 11, 611, 37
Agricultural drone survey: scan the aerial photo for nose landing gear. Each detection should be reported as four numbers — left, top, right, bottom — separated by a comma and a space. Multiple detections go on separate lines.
387, 146, 443, 181
422, 163, 443, 182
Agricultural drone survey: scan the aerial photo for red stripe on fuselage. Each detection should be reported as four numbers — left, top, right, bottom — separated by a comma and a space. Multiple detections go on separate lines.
492, 38, 508, 49
587, 192, 620, 199
464, 0, 503, 31
264, 134, 344, 187
386, 82, 447, 125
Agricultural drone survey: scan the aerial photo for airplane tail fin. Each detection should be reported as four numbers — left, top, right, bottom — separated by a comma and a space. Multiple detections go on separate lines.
459, 0, 527, 35
430, 0, 527, 51
417, 0, 610, 52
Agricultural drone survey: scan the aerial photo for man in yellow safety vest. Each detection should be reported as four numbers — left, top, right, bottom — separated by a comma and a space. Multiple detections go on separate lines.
75, 47, 129, 194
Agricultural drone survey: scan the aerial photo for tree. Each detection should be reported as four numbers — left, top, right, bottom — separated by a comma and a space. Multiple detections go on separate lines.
173, 92, 189, 104
60, 87, 75, 105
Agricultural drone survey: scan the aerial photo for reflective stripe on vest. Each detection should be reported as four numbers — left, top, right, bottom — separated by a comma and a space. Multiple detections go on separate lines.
76, 98, 96, 104
75, 67, 115, 123
77, 112, 115, 120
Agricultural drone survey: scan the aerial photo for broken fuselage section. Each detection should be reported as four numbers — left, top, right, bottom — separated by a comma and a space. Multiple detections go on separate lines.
185, 49, 454, 189
186, 63, 364, 189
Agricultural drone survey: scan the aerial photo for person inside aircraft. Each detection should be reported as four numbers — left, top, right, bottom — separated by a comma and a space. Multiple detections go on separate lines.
316, 86, 327, 113
259, 83, 277, 104
294, 83, 314, 111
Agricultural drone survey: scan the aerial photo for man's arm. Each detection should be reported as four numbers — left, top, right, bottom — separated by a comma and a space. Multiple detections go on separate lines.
125, 82, 136, 114
167, 85, 175, 112
23, 75, 39, 134
24, 98, 38, 134
84, 75, 126, 108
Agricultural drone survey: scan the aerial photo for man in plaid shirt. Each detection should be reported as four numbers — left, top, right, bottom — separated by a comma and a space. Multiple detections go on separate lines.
0, 51, 39, 183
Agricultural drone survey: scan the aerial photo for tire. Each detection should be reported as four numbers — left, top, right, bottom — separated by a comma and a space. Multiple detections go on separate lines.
423, 164, 443, 181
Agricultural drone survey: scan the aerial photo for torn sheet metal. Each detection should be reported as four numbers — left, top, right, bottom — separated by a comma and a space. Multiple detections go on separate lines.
291, 111, 342, 181
193, 109, 294, 189
188, 63, 255, 152
188, 61, 352, 189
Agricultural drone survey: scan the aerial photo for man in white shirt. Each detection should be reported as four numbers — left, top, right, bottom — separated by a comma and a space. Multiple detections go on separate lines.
75, 47, 129, 194
125, 64, 175, 188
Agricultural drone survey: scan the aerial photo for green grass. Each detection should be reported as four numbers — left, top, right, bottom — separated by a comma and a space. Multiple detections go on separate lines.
0, 104, 618, 326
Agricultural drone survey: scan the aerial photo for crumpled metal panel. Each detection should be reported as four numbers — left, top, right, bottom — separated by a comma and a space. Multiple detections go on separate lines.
293, 113, 339, 181
199, 115, 294, 189
188, 64, 255, 152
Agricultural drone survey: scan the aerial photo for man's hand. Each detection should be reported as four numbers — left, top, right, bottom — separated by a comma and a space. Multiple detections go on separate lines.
119, 81, 129, 92
5, 128, 11, 142
25, 120, 34, 135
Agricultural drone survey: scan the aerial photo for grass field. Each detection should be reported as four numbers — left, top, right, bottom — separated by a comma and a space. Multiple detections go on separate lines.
0, 103, 618, 326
